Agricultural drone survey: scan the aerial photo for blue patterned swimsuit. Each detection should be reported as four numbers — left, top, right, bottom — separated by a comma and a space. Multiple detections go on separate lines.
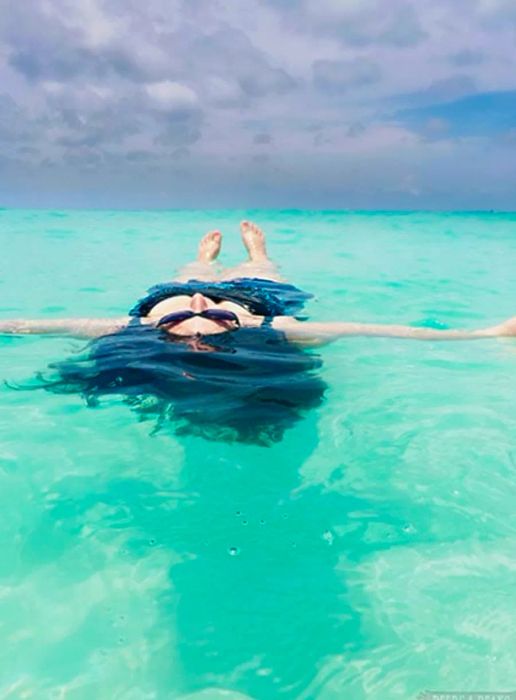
129, 277, 313, 323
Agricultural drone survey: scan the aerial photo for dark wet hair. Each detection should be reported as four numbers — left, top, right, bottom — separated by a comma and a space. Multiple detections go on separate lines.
30, 324, 327, 445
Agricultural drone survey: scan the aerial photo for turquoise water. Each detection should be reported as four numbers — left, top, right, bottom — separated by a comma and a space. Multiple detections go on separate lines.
1, 210, 516, 699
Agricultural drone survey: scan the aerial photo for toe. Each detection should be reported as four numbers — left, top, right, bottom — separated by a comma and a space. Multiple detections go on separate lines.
201, 230, 221, 248
251, 222, 262, 237
198, 229, 222, 261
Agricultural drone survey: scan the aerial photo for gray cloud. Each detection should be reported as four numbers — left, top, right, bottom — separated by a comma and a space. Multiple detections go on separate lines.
252, 153, 270, 164
55, 106, 141, 149
153, 113, 203, 149
0, 95, 34, 145
313, 59, 382, 92
253, 133, 273, 145
2, 0, 180, 83
449, 49, 485, 67
347, 122, 367, 138
188, 28, 296, 99
472, 0, 516, 26
304, 0, 426, 47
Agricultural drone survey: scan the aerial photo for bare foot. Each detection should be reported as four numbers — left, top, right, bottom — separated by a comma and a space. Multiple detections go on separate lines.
240, 220, 269, 262
197, 230, 222, 263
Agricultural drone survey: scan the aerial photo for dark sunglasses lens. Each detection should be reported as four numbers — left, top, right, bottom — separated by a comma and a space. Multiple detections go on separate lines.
203, 310, 240, 324
157, 311, 194, 326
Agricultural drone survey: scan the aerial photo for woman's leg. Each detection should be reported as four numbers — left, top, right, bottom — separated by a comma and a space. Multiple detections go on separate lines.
219, 221, 284, 282
173, 230, 222, 282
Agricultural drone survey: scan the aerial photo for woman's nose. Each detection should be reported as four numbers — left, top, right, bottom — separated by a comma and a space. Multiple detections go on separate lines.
190, 293, 209, 312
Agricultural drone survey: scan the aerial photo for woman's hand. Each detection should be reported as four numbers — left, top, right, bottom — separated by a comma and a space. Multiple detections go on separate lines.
0, 317, 129, 338
491, 316, 516, 337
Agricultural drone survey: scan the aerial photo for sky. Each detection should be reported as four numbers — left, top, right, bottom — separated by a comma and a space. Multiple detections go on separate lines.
1, 0, 516, 209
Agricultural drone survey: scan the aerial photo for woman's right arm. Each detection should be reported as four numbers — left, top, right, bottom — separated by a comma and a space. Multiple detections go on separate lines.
0, 317, 130, 339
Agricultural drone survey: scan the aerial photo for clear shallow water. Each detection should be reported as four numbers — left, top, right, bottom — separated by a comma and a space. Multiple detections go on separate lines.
1, 210, 516, 699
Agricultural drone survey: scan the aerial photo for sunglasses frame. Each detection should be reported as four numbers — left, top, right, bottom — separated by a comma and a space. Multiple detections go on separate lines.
157, 309, 241, 328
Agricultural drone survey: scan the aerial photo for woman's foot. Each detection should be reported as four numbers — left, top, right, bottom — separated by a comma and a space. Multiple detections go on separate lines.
240, 221, 269, 262
197, 230, 222, 264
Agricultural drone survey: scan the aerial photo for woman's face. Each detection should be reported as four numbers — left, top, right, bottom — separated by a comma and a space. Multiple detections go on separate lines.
148, 293, 246, 336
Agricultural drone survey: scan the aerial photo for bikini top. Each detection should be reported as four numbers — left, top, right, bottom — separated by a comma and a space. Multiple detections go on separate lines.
129, 277, 313, 322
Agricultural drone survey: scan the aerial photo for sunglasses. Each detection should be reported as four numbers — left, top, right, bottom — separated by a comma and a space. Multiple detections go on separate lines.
157, 309, 241, 328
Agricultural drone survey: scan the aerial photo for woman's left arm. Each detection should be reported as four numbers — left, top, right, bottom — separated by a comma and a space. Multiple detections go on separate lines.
273, 316, 516, 346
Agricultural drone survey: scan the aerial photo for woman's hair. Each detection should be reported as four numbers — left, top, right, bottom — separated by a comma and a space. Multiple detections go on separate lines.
28, 324, 327, 445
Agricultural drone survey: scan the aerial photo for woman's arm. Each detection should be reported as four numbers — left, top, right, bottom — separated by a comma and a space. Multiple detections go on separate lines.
0, 317, 130, 339
273, 317, 516, 346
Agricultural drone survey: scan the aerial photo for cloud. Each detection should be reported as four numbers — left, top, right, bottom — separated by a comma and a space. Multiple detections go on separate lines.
145, 81, 199, 114
449, 50, 485, 67
42, 81, 115, 113
0, 95, 34, 145
188, 28, 296, 99
153, 115, 203, 149
3, 0, 177, 83
204, 77, 244, 108
474, 0, 516, 25
313, 59, 382, 92
304, 0, 426, 47
253, 133, 273, 145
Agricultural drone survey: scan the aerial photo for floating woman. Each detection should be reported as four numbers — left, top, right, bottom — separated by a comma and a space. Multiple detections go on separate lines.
2, 221, 515, 443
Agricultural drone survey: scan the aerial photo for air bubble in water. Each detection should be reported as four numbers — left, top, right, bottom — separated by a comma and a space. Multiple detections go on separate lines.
322, 530, 334, 545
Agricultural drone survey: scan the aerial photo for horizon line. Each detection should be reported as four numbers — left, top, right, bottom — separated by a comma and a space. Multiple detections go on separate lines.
1, 206, 516, 215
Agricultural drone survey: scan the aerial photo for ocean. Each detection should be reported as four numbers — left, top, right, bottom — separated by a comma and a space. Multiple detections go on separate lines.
1, 209, 516, 699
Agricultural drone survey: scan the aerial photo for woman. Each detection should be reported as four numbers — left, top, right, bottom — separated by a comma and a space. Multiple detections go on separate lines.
2, 221, 515, 443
